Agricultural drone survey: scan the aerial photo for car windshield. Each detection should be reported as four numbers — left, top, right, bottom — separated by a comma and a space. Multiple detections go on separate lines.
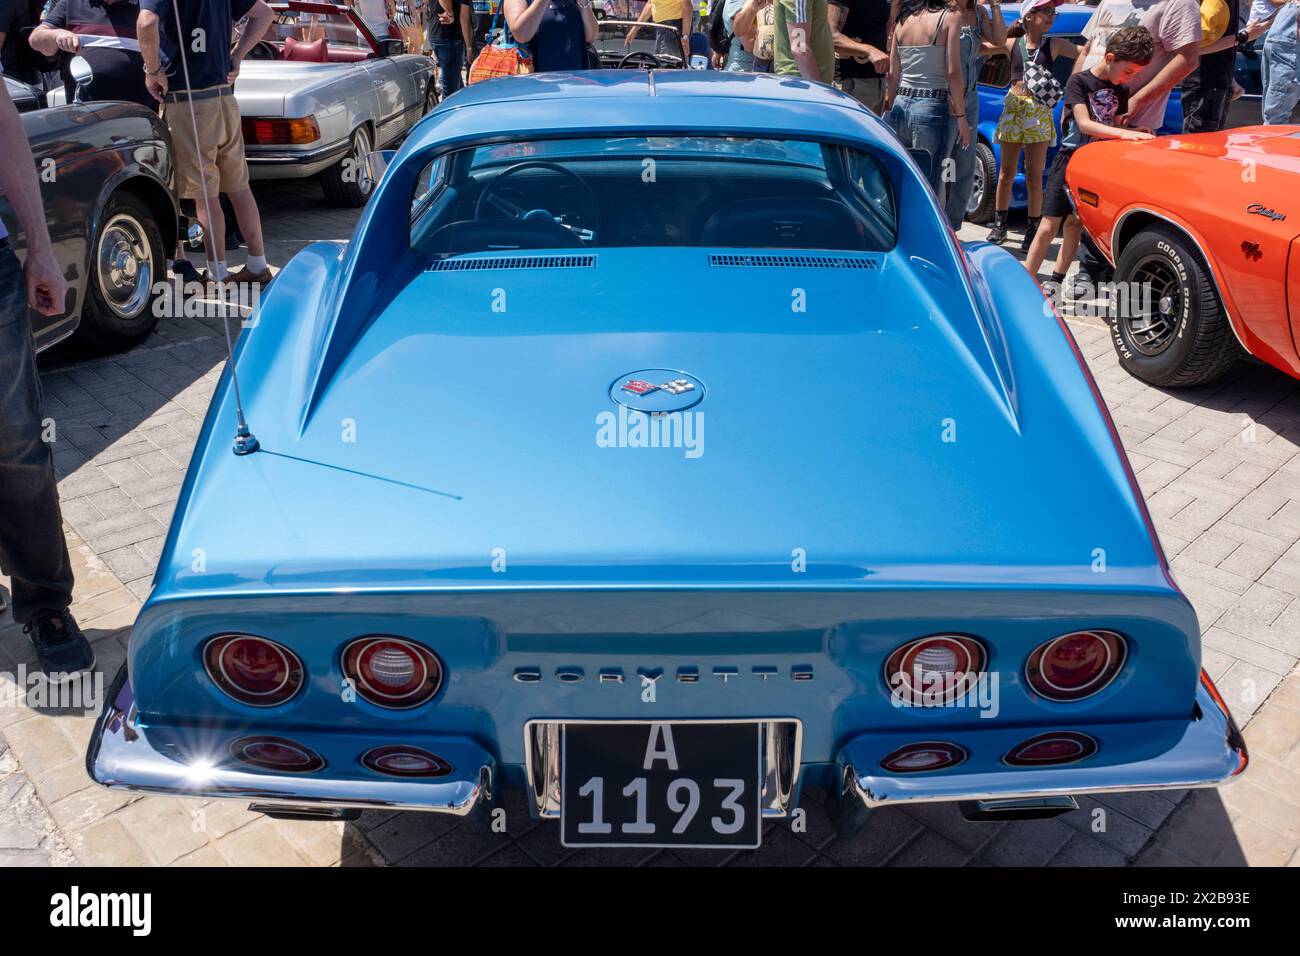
409, 135, 897, 256
266, 9, 374, 53
594, 20, 685, 63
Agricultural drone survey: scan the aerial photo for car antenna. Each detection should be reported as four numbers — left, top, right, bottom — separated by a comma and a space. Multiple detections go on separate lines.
169, 2, 258, 456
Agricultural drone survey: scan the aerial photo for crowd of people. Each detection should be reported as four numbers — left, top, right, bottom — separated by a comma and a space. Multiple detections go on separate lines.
1, 0, 1298, 679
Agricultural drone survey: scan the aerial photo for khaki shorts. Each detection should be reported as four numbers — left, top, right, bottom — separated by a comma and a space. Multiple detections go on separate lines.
162, 87, 250, 200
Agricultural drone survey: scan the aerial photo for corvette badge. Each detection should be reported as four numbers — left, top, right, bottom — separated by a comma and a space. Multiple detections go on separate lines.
621, 379, 659, 395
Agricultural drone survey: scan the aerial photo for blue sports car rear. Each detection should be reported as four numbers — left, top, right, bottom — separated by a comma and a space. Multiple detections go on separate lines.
86, 72, 1245, 848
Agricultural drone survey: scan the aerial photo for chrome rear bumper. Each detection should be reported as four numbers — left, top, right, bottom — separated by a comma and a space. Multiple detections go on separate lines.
86, 665, 494, 817
839, 670, 1247, 814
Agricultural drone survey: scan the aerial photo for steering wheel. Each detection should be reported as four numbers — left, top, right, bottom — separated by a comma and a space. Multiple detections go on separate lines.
618, 50, 664, 70
475, 161, 601, 242
247, 39, 279, 60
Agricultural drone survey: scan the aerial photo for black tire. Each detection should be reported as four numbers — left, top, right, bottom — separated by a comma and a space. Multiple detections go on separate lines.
72, 191, 165, 353
320, 126, 375, 207
422, 78, 438, 115
967, 141, 997, 225
1110, 224, 1241, 387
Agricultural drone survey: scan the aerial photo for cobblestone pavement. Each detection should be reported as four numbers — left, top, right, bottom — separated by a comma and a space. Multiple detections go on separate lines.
2, 183, 1299, 866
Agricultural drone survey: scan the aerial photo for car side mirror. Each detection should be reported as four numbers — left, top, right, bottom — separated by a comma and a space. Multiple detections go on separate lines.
69, 55, 94, 103
366, 150, 397, 186
378, 38, 405, 57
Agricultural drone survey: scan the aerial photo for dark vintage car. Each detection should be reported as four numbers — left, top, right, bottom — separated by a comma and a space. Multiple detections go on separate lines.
1, 76, 178, 354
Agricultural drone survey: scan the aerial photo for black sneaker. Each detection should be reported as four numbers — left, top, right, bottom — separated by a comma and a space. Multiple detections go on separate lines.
172, 259, 205, 284
987, 220, 1009, 245
24, 609, 95, 680
1021, 217, 1042, 253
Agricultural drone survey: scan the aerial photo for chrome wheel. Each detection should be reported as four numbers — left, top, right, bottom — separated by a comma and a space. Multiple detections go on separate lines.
967, 160, 984, 216
1124, 254, 1182, 355
353, 127, 374, 198
96, 212, 154, 321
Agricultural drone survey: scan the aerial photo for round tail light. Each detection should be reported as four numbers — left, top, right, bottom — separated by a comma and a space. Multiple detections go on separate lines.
230, 736, 325, 773
361, 745, 453, 778
884, 635, 987, 704
203, 635, 304, 707
1025, 630, 1127, 702
880, 741, 967, 773
1004, 731, 1098, 766
342, 636, 442, 709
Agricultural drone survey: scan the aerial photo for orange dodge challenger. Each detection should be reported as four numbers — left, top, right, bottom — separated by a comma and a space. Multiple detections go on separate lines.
1066, 127, 1300, 387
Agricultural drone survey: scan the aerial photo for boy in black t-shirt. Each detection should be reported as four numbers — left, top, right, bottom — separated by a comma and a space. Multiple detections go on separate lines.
1024, 25, 1156, 285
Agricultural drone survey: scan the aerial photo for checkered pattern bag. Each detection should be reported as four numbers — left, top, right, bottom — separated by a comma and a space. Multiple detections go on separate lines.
1020, 37, 1063, 110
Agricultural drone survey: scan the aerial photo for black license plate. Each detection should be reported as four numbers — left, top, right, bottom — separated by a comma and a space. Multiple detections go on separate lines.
561, 721, 762, 849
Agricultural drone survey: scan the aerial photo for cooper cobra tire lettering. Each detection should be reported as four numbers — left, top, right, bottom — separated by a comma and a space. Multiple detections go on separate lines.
1112, 225, 1239, 387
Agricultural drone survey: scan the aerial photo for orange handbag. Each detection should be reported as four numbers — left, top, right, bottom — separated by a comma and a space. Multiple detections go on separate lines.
468, 9, 533, 83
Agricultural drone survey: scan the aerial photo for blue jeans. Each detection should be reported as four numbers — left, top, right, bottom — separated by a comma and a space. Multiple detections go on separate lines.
1262, 35, 1300, 125
943, 87, 980, 229
887, 94, 956, 196
429, 35, 466, 99
0, 246, 74, 624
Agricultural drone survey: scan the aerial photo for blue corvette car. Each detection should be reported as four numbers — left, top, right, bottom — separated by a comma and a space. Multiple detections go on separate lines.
968, 3, 1183, 224
86, 71, 1245, 847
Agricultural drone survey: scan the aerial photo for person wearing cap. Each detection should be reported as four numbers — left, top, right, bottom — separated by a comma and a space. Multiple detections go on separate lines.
987, 0, 1080, 249
1068, 0, 1201, 288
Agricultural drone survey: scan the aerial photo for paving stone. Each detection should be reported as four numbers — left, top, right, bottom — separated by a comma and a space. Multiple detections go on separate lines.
116, 798, 211, 865
1047, 833, 1128, 866
272, 818, 350, 867
71, 818, 150, 866
886, 829, 972, 866
822, 807, 922, 866
213, 817, 308, 865
1059, 796, 1156, 858
972, 818, 1080, 867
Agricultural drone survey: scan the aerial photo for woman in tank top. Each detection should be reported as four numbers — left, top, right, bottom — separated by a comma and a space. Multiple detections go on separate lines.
885, 0, 971, 197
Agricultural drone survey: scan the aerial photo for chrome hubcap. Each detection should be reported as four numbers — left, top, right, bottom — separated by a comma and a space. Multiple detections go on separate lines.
355, 131, 373, 195
97, 214, 153, 320
967, 161, 984, 216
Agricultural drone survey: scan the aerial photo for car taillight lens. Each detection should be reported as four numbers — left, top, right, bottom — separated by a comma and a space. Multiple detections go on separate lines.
361, 745, 453, 778
203, 634, 304, 706
1025, 630, 1127, 702
240, 116, 321, 145
1004, 731, 1098, 766
880, 742, 967, 773
884, 635, 986, 703
230, 736, 325, 773
342, 636, 443, 709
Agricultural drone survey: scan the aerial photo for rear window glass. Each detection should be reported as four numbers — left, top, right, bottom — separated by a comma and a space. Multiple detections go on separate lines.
408, 135, 897, 257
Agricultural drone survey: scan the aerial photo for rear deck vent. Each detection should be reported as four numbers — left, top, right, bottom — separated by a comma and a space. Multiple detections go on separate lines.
428, 254, 596, 272
709, 253, 881, 270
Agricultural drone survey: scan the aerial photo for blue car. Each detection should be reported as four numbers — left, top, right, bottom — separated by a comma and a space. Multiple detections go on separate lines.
86, 71, 1245, 845
968, 3, 1183, 224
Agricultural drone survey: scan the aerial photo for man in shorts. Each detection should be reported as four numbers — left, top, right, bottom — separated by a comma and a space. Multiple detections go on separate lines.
138, 0, 274, 286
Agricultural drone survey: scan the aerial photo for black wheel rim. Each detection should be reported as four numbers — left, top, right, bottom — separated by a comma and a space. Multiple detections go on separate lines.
1123, 254, 1183, 356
